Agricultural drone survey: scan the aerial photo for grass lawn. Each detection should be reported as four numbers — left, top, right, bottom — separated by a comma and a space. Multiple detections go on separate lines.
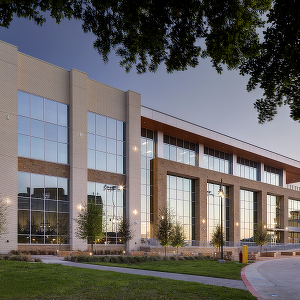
87, 259, 247, 280
0, 261, 256, 300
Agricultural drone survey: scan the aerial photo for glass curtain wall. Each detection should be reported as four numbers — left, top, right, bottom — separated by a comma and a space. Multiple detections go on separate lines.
87, 182, 125, 244
87, 112, 126, 174
18, 91, 69, 164
237, 157, 259, 181
18, 172, 69, 244
163, 134, 197, 166
267, 195, 281, 242
167, 175, 195, 244
204, 147, 231, 174
288, 199, 300, 243
141, 128, 154, 242
240, 189, 257, 242
264, 165, 281, 186
207, 183, 230, 242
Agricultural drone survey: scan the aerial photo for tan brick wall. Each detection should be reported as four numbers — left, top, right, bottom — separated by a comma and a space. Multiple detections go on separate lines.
18, 53, 70, 104
0, 41, 18, 253
153, 157, 300, 243
87, 79, 126, 122
18, 157, 70, 178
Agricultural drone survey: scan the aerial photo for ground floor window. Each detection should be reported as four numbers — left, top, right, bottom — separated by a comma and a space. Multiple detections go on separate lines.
207, 183, 230, 242
18, 172, 69, 244
87, 182, 125, 244
267, 194, 282, 243
240, 189, 257, 242
288, 198, 300, 243
167, 175, 195, 243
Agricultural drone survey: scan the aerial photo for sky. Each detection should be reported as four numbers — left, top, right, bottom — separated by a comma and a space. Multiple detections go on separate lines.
1, 13, 300, 161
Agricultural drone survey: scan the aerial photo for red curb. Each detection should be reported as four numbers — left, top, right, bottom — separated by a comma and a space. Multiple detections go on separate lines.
241, 265, 264, 300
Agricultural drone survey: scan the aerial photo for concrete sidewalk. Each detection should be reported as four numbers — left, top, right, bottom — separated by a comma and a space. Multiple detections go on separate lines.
242, 256, 300, 300
34, 255, 247, 290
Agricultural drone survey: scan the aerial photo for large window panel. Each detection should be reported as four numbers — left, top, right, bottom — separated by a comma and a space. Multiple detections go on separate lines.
18, 91, 69, 164
87, 112, 126, 175
18, 172, 70, 244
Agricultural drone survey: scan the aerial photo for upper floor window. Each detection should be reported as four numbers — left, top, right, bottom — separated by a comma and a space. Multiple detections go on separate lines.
163, 134, 197, 166
87, 112, 126, 174
264, 165, 281, 186
237, 157, 259, 181
204, 147, 231, 174
18, 91, 69, 164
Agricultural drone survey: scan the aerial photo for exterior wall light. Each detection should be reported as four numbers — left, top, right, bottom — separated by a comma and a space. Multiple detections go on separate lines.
133, 146, 137, 151
6, 198, 9, 204
285, 227, 288, 230
6, 115, 9, 120
236, 222, 239, 226
79, 132, 81, 137
78, 204, 82, 211
133, 209, 137, 215
202, 219, 205, 224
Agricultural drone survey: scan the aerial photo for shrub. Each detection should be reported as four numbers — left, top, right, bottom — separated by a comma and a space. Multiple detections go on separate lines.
163, 256, 170, 261
34, 257, 42, 262
105, 250, 110, 255
110, 256, 120, 263
170, 256, 178, 261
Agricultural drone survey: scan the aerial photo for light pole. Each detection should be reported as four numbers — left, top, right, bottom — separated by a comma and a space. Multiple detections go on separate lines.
218, 179, 225, 263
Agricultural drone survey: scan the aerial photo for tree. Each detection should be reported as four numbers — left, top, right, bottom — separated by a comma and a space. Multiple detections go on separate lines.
254, 222, 270, 254
210, 224, 225, 253
4, 1, 300, 123
171, 223, 185, 255
156, 206, 173, 256
240, 1, 300, 123
118, 216, 133, 254
0, 1, 271, 73
75, 200, 104, 252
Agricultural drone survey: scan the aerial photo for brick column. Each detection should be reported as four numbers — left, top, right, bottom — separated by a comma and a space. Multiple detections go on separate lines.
0, 42, 18, 253
69, 69, 88, 251
126, 91, 141, 251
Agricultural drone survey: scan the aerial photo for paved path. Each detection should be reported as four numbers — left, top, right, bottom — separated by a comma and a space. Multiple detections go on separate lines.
243, 257, 300, 300
34, 255, 247, 290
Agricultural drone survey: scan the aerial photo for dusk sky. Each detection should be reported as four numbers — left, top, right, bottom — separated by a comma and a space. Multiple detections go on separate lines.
1, 13, 300, 161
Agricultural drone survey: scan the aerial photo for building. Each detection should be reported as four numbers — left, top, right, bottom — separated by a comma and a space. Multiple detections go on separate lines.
1, 40, 300, 254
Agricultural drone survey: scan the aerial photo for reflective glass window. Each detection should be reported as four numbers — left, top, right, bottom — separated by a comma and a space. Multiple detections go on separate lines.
264, 165, 282, 186
87, 112, 125, 174
163, 134, 197, 166
141, 128, 155, 242
88, 182, 125, 244
240, 190, 257, 242
204, 147, 231, 174
45, 99, 57, 124
18, 91, 69, 164
167, 175, 195, 244
18, 172, 69, 244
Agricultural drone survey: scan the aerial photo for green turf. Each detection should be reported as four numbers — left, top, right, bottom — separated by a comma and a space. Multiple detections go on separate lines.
87, 259, 248, 280
0, 261, 255, 299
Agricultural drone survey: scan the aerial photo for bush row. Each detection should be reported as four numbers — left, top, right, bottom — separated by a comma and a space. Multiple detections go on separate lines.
0, 254, 42, 262
64, 254, 212, 264
9, 249, 57, 255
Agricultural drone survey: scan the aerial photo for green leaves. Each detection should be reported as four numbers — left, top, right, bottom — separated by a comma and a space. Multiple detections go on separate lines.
75, 199, 104, 251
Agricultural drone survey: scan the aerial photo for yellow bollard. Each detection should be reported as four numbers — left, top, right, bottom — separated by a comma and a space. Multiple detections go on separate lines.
242, 245, 248, 263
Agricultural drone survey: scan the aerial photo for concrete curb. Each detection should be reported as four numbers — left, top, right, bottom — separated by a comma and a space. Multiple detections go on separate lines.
241, 265, 264, 300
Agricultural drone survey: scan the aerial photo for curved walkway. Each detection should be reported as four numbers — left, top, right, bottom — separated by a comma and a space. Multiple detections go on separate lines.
34, 255, 247, 290
242, 257, 300, 300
